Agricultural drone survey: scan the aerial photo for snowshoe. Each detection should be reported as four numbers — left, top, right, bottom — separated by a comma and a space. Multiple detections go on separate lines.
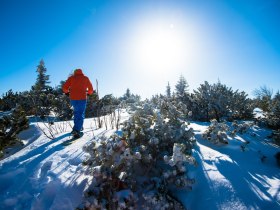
72, 130, 82, 139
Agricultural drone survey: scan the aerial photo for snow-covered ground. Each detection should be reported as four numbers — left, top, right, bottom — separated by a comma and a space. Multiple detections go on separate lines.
179, 122, 280, 210
0, 114, 279, 210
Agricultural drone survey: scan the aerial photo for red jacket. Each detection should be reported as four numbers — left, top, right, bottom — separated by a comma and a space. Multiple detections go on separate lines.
63, 69, 94, 100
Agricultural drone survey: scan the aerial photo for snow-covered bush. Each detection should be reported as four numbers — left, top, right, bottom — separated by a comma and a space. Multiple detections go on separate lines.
82, 102, 196, 209
251, 93, 280, 145
192, 81, 253, 122
82, 135, 138, 209
0, 105, 29, 157
203, 119, 254, 145
229, 121, 251, 137
266, 93, 280, 131
203, 119, 229, 144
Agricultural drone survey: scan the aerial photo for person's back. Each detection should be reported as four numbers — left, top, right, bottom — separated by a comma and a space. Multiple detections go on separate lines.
63, 69, 93, 100
63, 68, 94, 137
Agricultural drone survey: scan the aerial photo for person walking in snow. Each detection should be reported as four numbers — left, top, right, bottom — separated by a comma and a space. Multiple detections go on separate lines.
63, 68, 94, 137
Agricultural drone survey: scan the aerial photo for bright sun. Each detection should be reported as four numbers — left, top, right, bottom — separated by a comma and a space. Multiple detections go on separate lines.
129, 19, 189, 75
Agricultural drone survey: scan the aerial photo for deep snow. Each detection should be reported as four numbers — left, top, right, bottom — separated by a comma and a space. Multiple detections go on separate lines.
0, 114, 279, 210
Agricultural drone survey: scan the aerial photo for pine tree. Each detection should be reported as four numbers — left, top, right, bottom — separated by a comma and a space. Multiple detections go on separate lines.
125, 88, 131, 99
0, 90, 18, 111
166, 82, 171, 98
31, 60, 52, 118
32, 59, 50, 93
193, 81, 252, 121
175, 75, 189, 97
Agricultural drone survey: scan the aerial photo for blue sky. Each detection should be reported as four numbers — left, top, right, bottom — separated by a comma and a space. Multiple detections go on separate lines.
0, 0, 280, 99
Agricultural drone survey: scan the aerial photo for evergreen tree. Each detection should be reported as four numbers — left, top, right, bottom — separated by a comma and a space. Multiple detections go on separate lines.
119, 89, 141, 104
0, 90, 18, 111
192, 81, 215, 121
231, 90, 253, 120
175, 75, 189, 97
166, 82, 171, 98
32, 59, 51, 93
193, 81, 252, 121
31, 60, 52, 118
125, 88, 131, 99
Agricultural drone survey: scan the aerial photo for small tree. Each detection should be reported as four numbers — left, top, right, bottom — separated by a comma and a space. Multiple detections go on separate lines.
175, 75, 189, 97
125, 88, 131, 99
31, 60, 53, 118
32, 59, 51, 93
166, 82, 171, 98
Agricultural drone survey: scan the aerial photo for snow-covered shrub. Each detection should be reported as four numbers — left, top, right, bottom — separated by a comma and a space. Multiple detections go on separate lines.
203, 120, 253, 144
0, 105, 29, 157
229, 121, 251, 137
266, 93, 280, 130
203, 119, 229, 144
192, 81, 253, 122
82, 135, 138, 209
82, 102, 196, 209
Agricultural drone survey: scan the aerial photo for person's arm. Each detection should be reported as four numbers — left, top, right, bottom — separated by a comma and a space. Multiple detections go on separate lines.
63, 77, 72, 94
87, 78, 94, 95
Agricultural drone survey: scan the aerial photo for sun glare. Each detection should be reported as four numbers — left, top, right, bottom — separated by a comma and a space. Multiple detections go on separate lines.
140, 27, 182, 67
131, 21, 188, 74
123, 13, 199, 81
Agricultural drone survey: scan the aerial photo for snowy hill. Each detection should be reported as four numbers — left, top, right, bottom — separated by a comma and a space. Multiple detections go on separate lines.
0, 113, 279, 210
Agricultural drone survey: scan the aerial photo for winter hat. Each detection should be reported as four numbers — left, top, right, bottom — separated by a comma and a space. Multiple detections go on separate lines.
74, 68, 83, 75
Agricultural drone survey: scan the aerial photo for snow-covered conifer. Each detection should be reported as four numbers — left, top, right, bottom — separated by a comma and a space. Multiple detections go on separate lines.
193, 81, 253, 121
166, 82, 171, 98
175, 75, 189, 97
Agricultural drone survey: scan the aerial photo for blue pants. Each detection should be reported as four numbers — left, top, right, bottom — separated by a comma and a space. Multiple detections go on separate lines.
71, 100, 87, 132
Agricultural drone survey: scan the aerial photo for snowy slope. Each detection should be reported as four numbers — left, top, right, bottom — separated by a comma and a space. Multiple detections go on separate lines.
178, 122, 280, 210
0, 116, 280, 210
0, 119, 115, 210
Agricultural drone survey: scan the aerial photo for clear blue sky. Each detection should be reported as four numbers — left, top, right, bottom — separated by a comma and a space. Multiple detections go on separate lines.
1, 0, 280, 99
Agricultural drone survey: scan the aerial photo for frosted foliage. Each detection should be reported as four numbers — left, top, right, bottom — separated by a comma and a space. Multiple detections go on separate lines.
229, 121, 251, 137
203, 119, 254, 145
192, 81, 253, 121
82, 102, 196, 209
83, 135, 139, 209
203, 119, 229, 144
165, 143, 197, 167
